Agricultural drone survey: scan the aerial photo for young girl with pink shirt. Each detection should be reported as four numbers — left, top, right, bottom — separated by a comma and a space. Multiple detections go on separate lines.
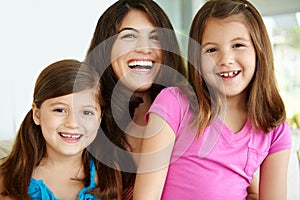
133, 0, 292, 199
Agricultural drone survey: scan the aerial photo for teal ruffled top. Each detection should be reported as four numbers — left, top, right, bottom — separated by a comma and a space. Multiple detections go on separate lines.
28, 159, 99, 200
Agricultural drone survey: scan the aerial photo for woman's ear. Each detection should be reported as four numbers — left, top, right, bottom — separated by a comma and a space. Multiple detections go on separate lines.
32, 103, 40, 125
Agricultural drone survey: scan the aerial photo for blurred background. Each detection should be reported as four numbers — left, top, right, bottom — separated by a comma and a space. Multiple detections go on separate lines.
0, 0, 299, 199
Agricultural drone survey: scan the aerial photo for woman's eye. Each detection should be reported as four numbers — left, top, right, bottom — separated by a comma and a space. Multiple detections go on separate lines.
121, 33, 137, 39
54, 108, 66, 113
150, 34, 160, 41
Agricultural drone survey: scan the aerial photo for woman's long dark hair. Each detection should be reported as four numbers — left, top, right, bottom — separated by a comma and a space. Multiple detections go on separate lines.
85, 0, 187, 192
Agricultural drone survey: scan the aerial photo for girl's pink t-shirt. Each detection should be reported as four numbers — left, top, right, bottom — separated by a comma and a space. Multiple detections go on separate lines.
147, 87, 292, 200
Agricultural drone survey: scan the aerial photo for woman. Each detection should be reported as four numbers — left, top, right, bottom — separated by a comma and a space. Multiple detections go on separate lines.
85, 0, 186, 198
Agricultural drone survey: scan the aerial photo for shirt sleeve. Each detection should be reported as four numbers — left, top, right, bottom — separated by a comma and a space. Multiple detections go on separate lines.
269, 121, 292, 154
146, 87, 188, 135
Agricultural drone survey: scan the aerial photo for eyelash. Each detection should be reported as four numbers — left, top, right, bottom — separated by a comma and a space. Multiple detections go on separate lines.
150, 35, 160, 41
121, 34, 136, 39
205, 43, 246, 53
53, 108, 95, 116
233, 43, 245, 48
83, 110, 95, 116
54, 108, 66, 113
120, 33, 160, 41
206, 48, 216, 53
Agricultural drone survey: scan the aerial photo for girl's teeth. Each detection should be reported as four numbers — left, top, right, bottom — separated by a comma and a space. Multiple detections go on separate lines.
219, 71, 239, 77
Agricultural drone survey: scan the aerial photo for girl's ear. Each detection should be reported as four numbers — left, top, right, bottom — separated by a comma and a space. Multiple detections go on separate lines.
32, 103, 40, 125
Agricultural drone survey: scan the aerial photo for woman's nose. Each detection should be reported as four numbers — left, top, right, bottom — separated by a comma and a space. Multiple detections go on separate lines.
135, 37, 152, 54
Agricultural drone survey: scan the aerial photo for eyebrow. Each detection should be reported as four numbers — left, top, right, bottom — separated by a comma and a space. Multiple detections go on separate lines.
49, 102, 98, 110
118, 27, 158, 34
49, 102, 68, 107
231, 37, 251, 42
82, 105, 99, 111
202, 37, 251, 46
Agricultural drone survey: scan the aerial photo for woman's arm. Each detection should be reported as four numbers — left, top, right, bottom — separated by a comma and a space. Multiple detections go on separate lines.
133, 113, 176, 200
259, 149, 290, 200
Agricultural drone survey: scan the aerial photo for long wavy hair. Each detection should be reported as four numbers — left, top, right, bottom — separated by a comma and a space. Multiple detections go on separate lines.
0, 60, 121, 199
85, 0, 187, 191
187, 0, 286, 135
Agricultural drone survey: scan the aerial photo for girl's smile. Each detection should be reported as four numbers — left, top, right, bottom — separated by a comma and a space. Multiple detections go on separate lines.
201, 16, 256, 98
32, 89, 102, 156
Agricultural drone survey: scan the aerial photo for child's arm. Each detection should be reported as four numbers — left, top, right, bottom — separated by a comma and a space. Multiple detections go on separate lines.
259, 149, 290, 200
246, 175, 259, 200
133, 113, 176, 200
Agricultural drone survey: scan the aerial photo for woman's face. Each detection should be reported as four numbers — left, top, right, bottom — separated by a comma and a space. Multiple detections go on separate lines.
111, 10, 162, 92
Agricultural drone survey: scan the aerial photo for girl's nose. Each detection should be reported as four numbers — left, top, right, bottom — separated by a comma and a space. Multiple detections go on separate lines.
217, 50, 235, 67
64, 113, 80, 129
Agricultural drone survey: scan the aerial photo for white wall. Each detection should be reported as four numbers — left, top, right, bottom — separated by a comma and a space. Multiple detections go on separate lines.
0, 0, 117, 140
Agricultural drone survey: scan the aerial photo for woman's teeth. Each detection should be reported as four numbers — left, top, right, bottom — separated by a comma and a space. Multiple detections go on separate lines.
128, 60, 153, 69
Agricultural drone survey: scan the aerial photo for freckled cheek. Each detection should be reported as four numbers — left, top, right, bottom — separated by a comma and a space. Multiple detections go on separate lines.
244, 59, 256, 77
85, 122, 101, 137
39, 114, 58, 128
84, 117, 101, 128
200, 56, 216, 75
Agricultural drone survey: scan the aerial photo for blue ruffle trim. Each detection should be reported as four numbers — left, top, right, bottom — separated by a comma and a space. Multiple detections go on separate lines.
28, 159, 99, 200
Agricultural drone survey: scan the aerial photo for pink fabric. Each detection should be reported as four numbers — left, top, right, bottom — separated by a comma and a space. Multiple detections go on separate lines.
147, 87, 292, 200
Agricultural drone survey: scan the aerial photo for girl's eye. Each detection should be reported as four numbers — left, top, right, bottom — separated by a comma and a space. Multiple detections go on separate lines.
206, 48, 217, 53
83, 110, 94, 116
54, 108, 67, 113
233, 43, 245, 48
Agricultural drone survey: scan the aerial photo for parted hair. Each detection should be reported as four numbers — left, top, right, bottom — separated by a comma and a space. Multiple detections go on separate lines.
0, 60, 122, 199
187, 0, 286, 135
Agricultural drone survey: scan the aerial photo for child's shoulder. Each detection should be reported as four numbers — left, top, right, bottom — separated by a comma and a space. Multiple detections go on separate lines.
159, 87, 186, 99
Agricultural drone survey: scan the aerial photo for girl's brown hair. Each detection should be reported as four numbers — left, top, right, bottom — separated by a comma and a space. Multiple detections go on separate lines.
188, 0, 286, 135
0, 60, 121, 199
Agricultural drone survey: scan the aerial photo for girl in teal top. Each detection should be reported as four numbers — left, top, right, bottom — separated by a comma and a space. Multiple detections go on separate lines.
0, 60, 122, 199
